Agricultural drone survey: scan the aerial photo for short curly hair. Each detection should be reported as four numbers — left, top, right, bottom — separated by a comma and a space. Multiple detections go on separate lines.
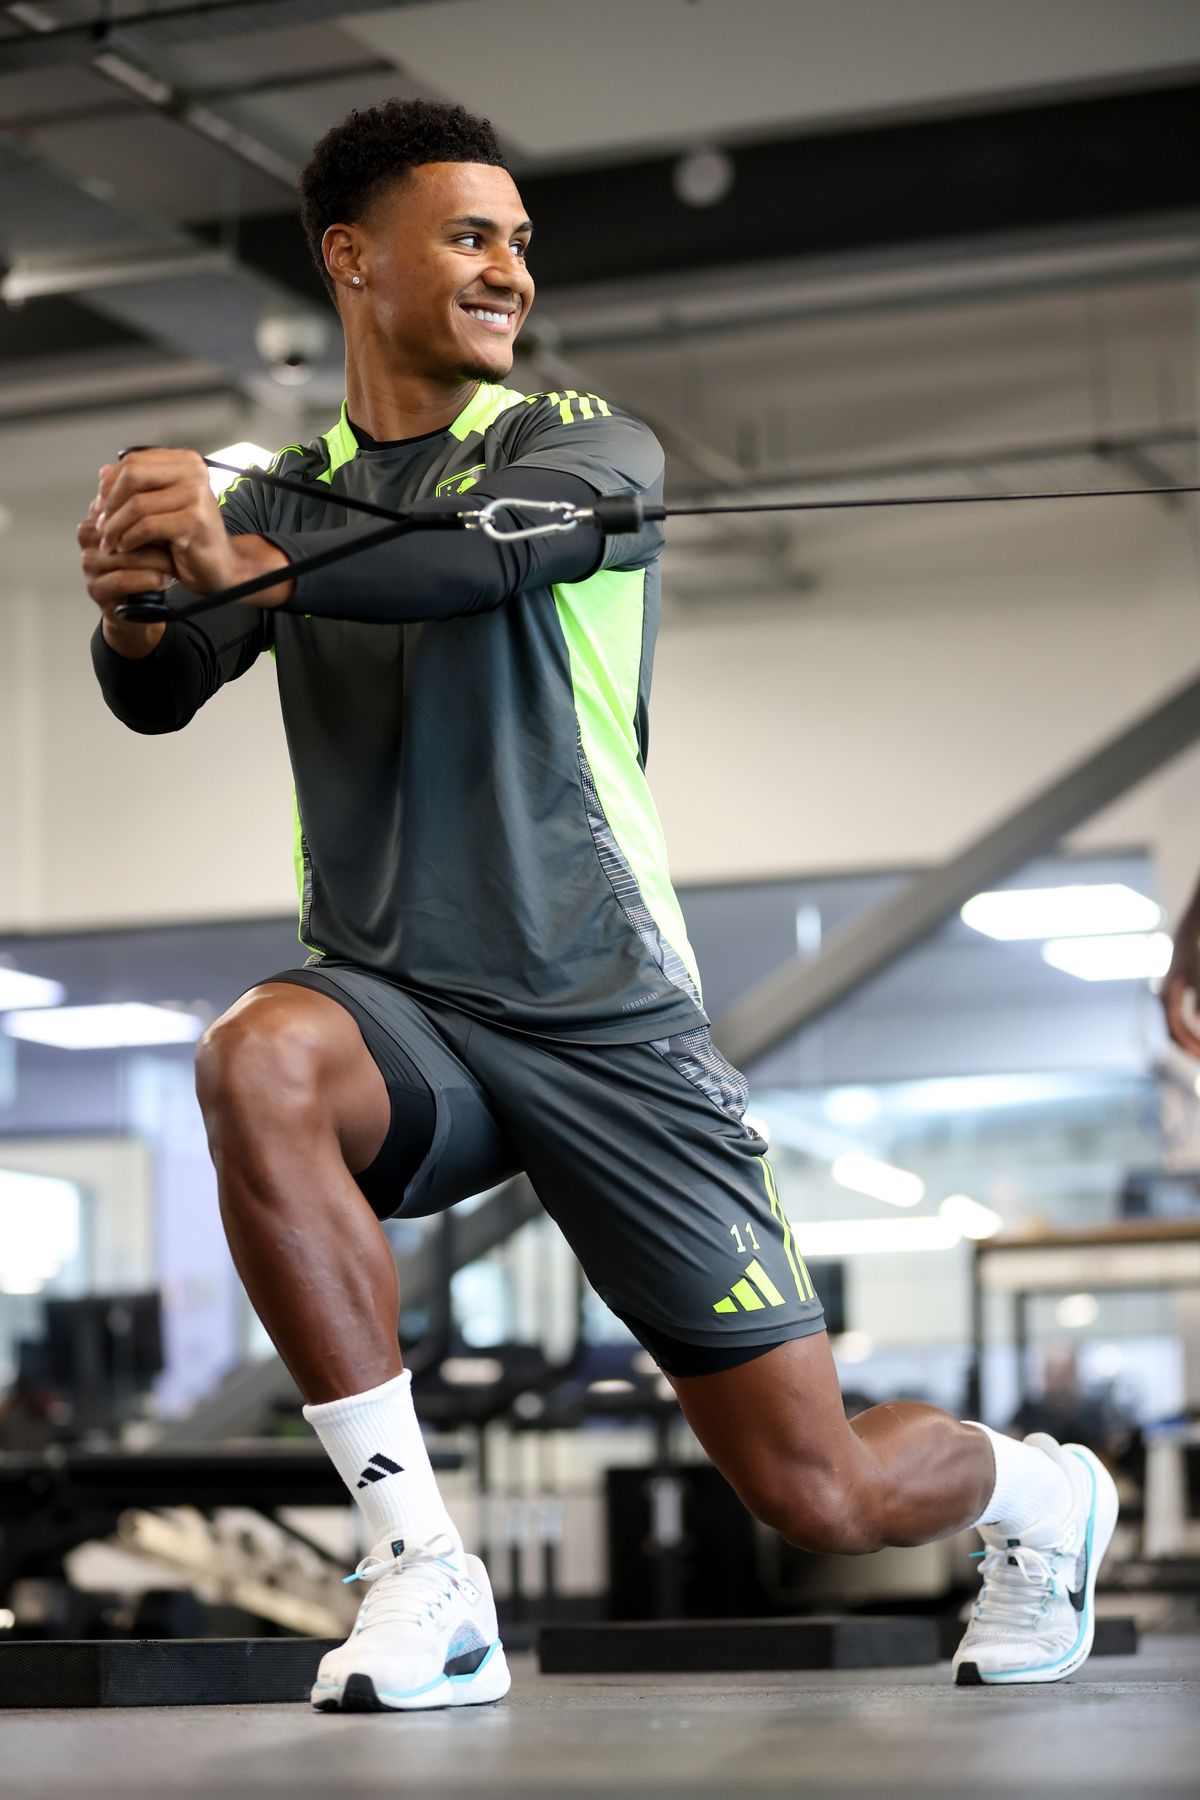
299, 98, 508, 295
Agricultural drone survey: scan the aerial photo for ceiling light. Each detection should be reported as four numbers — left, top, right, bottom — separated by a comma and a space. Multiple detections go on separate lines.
939, 1193, 1003, 1240
1055, 1292, 1100, 1329
961, 884, 1161, 941
1041, 932, 1172, 982
831, 1153, 924, 1208
823, 1086, 881, 1128
793, 1217, 961, 1256
207, 442, 274, 498
0, 968, 64, 1010
2, 1003, 204, 1050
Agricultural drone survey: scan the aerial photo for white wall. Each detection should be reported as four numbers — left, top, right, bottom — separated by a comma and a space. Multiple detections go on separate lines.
651, 492, 1200, 912
1, 394, 298, 933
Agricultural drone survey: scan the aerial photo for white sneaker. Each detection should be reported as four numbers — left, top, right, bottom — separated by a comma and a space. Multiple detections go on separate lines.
953, 1433, 1119, 1686
310, 1532, 510, 1712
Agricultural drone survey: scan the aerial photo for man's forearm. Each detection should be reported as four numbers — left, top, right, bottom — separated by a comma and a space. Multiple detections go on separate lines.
91, 615, 209, 734
101, 616, 166, 660
261, 468, 607, 625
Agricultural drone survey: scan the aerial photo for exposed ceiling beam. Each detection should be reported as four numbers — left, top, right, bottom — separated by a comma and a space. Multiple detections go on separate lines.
0, 57, 393, 130
0, 0, 417, 62
541, 216, 1200, 353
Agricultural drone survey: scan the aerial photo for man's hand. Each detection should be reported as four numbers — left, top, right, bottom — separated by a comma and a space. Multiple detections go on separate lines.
79, 493, 172, 658
96, 450, 239, 596
95, 449, 293, 608
1163, 899, 1200, 1058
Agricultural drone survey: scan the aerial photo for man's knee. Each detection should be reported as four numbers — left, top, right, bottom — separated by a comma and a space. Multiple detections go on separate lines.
195, 987, 330, 1138
740, 1463, 885, 1557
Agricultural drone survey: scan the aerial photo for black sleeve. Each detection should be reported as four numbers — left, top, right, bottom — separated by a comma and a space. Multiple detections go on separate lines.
90, 477, 272, 735
265, 467, 617, 626
90, 603, 271, 735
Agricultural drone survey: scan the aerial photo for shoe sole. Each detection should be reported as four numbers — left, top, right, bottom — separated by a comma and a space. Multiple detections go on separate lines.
311, 1641, 510, 1712
955, 1445, 1119, 1687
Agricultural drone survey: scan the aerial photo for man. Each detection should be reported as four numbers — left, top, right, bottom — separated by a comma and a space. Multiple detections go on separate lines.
83, 99, 1117, 1710
1164, 880, 1200, 1058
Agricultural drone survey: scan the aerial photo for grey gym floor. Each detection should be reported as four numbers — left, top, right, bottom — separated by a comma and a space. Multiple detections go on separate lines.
2, 1639, 1198, 1799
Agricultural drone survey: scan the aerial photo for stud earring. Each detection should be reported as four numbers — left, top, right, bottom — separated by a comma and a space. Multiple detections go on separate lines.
351, 275, 362, 287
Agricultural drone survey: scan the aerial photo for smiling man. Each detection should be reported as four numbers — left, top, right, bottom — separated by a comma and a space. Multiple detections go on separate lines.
83, 99, 1118, 1713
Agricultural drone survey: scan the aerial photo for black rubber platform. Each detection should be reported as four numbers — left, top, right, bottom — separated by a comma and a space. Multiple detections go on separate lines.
538, 1615, 939, 1674
0, 1637, 342, 1708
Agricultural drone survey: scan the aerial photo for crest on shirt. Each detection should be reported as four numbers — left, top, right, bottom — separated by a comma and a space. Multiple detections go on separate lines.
435, 463, 486, 497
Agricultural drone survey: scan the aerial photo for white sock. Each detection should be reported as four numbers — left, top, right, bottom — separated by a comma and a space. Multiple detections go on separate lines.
302, 1367, 463, 1560
965, 1421, 1073, 1537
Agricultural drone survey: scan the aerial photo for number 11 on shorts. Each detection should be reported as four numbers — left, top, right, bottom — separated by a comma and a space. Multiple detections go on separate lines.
729, 1221, 761, 1255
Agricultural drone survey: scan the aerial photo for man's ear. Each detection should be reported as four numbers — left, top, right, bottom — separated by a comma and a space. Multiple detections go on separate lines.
323, 223, 365, 294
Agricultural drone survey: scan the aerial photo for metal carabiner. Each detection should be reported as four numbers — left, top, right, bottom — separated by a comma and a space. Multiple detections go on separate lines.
469, 496, 583, 542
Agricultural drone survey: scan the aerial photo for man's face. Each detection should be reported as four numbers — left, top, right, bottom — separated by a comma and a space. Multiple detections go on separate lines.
346, 161, 535, 381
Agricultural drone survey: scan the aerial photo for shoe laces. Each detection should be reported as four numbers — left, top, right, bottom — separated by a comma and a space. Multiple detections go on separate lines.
341, 1533, 473, 1633
970, 1538, 1068, 1629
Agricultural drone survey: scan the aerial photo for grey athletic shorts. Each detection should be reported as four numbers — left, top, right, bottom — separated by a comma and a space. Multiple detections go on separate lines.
261, 963, 826, 1377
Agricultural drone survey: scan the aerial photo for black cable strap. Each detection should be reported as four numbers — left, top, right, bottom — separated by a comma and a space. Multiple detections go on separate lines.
111, 449, 1200, 625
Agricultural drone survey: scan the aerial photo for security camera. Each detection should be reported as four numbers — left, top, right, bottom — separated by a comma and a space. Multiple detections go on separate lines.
254, 308, 329, 385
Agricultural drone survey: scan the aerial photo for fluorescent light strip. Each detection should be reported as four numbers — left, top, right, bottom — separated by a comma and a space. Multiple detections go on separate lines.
938, 1193, 1003, 1240
2, 1003, 204, 1049
831, 1152, 924, 1208
1041, 931, 1172, 982
792, 1217, 962, 1256
961, 883, 1161, 941
822, 1086, 881, 1127
0, 968, 64, 1010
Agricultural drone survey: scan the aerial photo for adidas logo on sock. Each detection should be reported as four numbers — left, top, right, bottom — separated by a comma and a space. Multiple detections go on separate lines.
356, 1452, 404, 1489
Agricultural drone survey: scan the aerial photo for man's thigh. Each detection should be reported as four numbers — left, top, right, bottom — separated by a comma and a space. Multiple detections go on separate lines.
424, 1006, 827, 1373
258, 966, 521, 1220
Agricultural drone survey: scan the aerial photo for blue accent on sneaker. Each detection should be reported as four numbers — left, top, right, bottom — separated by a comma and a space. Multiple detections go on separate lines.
982, 1449, 1097, 1681
372, 1641, 502, 1704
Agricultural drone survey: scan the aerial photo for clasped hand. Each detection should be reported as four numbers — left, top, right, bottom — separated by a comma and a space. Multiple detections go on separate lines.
78, 449, 293, 614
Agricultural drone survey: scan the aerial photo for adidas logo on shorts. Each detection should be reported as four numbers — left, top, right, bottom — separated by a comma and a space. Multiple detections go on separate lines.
713, 1259, 786, 1314
356, 1452, 404, 1489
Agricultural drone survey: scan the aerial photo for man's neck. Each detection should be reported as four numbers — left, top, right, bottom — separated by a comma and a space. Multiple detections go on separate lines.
343, 357, 482, 443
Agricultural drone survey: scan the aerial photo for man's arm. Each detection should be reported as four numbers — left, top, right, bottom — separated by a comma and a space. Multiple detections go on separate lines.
84, 463, 273, 732
95, 426, 665, 629
264, 467, 612, 624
